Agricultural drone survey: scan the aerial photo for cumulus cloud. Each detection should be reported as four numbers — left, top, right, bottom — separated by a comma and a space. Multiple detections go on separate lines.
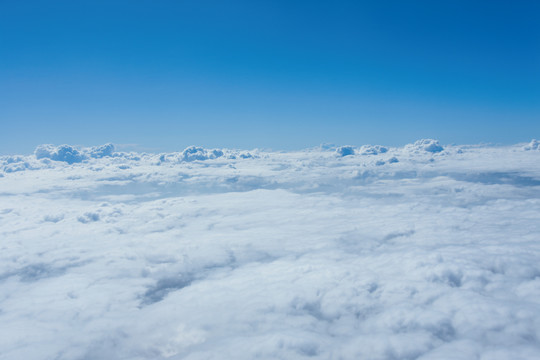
406, 139, 444, 153
336, 145, 355, 157
524, 139, 540, 151
157, 146, 238, 163
335, 144, 388, 157
33, 143, 116, 164
34, 144, 86, 164
181, 146, 224, 161
358, 144, 388, 155
88, 143, 115, 158
1, 140, 540, 359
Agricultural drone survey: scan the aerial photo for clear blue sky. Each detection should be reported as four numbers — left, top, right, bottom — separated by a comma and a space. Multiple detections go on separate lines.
1, 0, 539, 154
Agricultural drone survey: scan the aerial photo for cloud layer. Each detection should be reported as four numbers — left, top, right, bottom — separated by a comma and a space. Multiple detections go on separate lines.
1, 140, 540, 359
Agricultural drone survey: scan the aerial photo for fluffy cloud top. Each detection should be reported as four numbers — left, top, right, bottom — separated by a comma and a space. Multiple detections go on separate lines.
181, 146, 224, 161
34, 143, 116, 163
88, 143, 115, 158
34, 144, 86, 164
358, 144, 388, 155
335, 144, 388, 157
335, 145, 355, 157
406, 139, 444, 153
524, 139, 540, 151
1, 140, 540, 359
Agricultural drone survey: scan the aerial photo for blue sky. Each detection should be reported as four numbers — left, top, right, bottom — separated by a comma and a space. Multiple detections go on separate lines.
1, 0, 539, 153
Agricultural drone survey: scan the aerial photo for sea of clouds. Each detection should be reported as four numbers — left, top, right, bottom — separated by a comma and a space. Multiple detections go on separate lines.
1, 139, 540, 359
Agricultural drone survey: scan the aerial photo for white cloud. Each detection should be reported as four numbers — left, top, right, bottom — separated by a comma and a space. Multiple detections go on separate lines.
181, 146, 224, 162
335, 145, 355, 157
524, 139, 540, 151
358, 144, 388, 155
34, 144, 86, 163
32, 143, 116, 164
88, 143, 116, 158
406, 139, 444, 153
1, 140, 540, 359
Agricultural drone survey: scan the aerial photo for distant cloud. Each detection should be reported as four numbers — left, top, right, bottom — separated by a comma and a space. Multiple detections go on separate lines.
358, 144, 388, 155
35, 144, 86, 164
87, 143, 115, 158
406, 139, 444, 153
34, 143, 116, 163
181, 146, 224, 162
524, 139, 540, 151
335, 145, 355, 157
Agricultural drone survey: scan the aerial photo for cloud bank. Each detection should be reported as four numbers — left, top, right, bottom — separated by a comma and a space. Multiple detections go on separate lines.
1, 140, 540, 359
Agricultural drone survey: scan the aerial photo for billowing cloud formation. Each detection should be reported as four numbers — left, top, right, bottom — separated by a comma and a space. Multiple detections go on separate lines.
1, 140, 540, 359
88, 143, 115, 158
358, 144, 388, 155
335, 144, 389, 157
34, 144, 86, 164
34, 143, 116, 163
406, 138, 444, 153
158, 146, 251, 163
524, 139, 540, 151
181, 146, 224, 161
335, 145, 355, 157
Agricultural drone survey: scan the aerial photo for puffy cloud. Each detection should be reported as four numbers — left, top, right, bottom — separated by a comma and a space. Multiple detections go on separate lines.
1, 141, 540, 359
157, 146, 231, 163
181, 146, 224, 161
239, 152, 254, 159
33, 143, 116, 164
524, 139, 540, 151
358, 144, 388, 155
88, 143, 115, 158
336, 145, 355, 157
34, 144, 85, 164
0, 156, 34, 173
406, 139, 444, 153
77, 212, 100, 223
334, 144, 389, 158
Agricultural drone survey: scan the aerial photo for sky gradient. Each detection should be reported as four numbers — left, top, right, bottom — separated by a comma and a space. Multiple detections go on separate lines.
1, 0, 539, 154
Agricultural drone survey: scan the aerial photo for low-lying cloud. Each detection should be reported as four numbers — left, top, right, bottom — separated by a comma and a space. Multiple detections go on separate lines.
1, 139, 540, 359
